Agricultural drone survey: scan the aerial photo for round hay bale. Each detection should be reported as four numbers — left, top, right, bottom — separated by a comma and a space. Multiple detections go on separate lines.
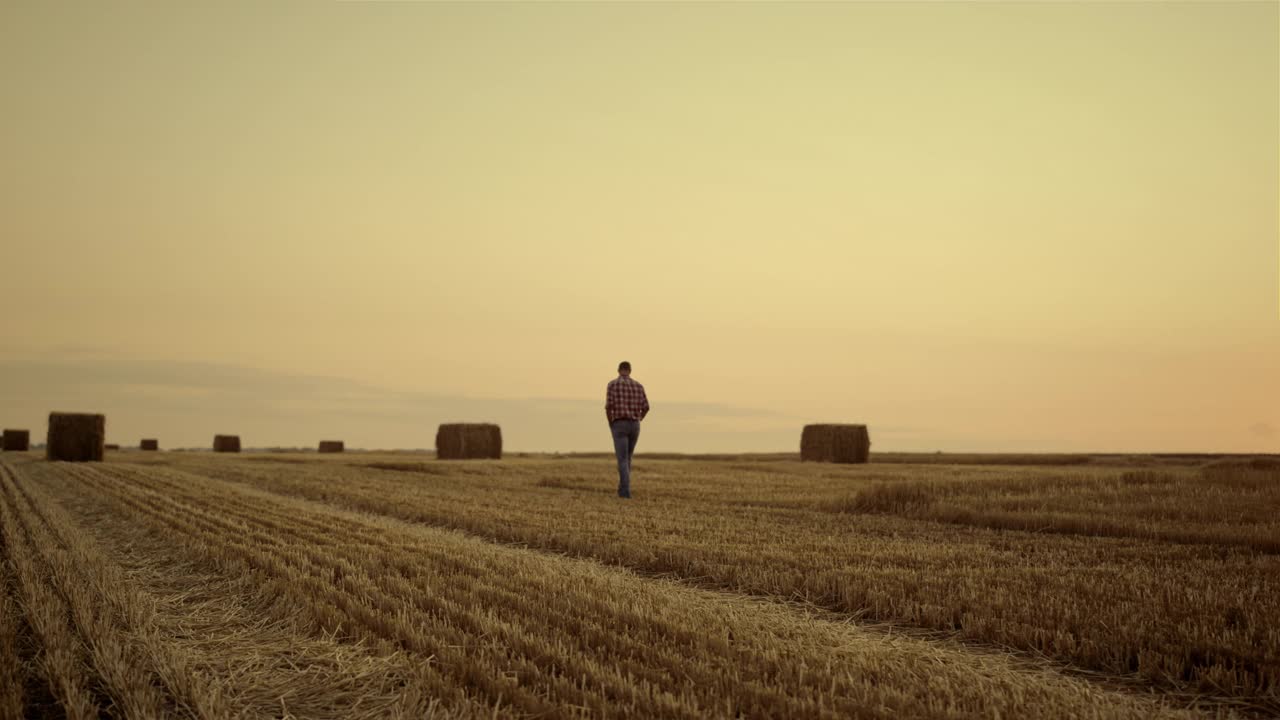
140, 439, 159, 451
213, 435, 241, 453
318, 440, 344, 453
435, 423, 502, 460
47, 412, 106, 462
2, 429, 30, 452
801, 424, 871, 464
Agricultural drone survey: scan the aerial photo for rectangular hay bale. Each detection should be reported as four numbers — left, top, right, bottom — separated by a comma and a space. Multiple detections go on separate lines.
47, 412, 106, 462
140, 439, 159, 451
2, 429, 30, 452
435, 423, 502, 460
801, 424, 871, 464
213, 435, 241, 453
318, 440, 344, 453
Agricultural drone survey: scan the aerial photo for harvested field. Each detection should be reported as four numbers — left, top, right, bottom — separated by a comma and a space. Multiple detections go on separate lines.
1, 452, 1275, 718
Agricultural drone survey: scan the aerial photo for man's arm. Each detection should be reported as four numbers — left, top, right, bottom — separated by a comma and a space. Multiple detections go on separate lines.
640, 387, 650, 421
605, 383, 614, 422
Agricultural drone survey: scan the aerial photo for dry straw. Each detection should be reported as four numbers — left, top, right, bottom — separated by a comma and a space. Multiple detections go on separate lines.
140, 439, 159, 451
46, 412, 106, 462
435, 423, 502, 459
318, 441, 344, 454
1, 429, 29, 452
213, 435, 241, 453
801, 424, 871, 464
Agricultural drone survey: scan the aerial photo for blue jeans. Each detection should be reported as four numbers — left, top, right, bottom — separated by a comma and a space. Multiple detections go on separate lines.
610, 419, 640, 497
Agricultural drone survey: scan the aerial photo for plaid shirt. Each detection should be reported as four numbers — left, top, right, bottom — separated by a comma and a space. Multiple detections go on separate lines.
606, 376, 650, 423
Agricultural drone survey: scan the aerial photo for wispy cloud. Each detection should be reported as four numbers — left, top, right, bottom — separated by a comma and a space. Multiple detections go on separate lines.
0, 354, 809, 452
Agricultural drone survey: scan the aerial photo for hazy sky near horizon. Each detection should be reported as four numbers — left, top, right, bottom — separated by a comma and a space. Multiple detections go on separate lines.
2, 1, 1277, 452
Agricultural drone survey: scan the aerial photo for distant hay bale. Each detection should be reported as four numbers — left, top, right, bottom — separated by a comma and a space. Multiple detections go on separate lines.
46, 412, 106, 462
2, 429, 30, 452
318, 440, 344, 453
801, 424, 871, 464
140, 439, 159, 451
213, 435, 241, 453
104, 444, 120, 451
435, 423, 502, 460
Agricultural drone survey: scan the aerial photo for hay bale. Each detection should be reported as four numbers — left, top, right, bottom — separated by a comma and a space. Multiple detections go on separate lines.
318, 440, 344, 453
46, 413, 106, 462
801, 424, 871, 464
140, 439, 159, 451
435, 423, 502, 460
213, 435, 241, 453
2, 429, 30, 452
104, 443, 120, 451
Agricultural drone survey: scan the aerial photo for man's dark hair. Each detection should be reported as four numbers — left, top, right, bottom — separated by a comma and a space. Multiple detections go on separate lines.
618, 361, 631, 373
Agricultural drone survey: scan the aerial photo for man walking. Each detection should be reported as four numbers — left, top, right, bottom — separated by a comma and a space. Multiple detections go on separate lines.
605, 361, 649, 499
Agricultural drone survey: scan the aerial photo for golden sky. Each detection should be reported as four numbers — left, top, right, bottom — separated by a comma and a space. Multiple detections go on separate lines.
2, 1, 1277, 452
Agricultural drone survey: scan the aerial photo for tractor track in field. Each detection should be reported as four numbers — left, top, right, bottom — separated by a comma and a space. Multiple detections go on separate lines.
145, 455, 1280, 718
93, 461, 1271, 717
1, 455, 1270, 719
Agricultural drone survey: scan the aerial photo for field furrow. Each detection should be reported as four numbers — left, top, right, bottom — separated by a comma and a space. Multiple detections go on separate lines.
67, 463, 865, 718
161, 454, 1279, 710
0, 531, 26, 720
5, 458, 492, 720
816, 467, 1280, 552
0, 462, 103, 719
92, 465, 873, 710
316, 458, 1280, 552
16, 457, 1220, 719
3, 468, 172, 718
45, 463, 499, 718
68, 467, 617, 718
